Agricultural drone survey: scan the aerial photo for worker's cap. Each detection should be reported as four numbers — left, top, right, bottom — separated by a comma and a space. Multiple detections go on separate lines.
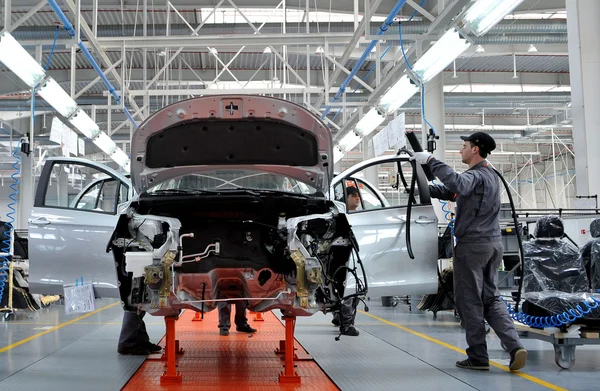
460, 132, 496, 154
346, 186, 360, 197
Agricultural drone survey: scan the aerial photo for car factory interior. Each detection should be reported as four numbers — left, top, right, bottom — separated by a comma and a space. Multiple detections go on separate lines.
0, 0, 599, 390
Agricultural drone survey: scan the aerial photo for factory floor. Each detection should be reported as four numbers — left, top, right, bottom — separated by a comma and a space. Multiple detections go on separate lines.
1, 298, 598, 390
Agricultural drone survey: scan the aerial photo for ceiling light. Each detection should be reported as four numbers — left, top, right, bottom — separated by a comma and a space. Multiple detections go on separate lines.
333, 148, 344, 163
158, 50, 166, 56
262, 46, 272, 54
462, 0, 525, 37
69, 109, 100, 139
355, 108, 385, 136
93, 132, 118, 155
111, 148, 130, 168
0, 32, 46, 88
338, 131, 362, 152
315, 46, 324, 55
412, 28, 471, 83
528, 44, 538, 53
476, 45, 485, 53
208, 47, 218, 55
379, 75, 419, 114
36, 77, 78, 118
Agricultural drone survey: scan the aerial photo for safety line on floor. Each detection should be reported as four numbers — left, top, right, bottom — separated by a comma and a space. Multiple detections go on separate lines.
0, 301, 120, 354
359, 310, 567, 391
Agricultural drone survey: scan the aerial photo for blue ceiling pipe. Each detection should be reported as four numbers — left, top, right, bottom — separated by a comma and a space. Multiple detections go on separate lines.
321, 0, 408, 120
46, 0, 138, 128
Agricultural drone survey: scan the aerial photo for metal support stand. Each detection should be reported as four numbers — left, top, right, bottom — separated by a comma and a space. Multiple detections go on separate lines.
252, 311, 264, 322
278, 316, 301, 383
192, 311, 202, 322
160, 316, 182, 383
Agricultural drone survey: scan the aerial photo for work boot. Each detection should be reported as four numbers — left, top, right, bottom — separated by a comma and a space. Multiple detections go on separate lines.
118, 346, 151, 355
236, 324, 257, 333
146, 342, 162, 353
455, 359, 489, 371
220, 329, 230, 336
340, 326, 359, 336
332, 313, 340, 327
509, 348, 527, 371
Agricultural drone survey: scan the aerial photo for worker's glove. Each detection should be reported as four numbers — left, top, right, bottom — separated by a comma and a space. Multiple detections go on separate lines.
410, 151, 432, 165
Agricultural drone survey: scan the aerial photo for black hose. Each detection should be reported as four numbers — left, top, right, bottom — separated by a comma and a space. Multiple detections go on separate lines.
406, 160, 417, 259
492, 168, 526, 310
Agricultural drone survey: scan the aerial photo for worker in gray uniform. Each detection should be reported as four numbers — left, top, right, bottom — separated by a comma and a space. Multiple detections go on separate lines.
411, 132, 527, 371
118, 311, 162, 355
218, 301, 257, 336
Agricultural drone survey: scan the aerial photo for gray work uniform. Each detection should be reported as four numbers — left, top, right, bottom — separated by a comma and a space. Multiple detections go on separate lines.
427, 158, 523, 364
118, 310, 150, 351
218, 301, 248, 330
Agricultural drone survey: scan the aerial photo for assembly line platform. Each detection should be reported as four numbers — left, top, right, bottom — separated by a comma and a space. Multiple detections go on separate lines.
1, 298, 599, 390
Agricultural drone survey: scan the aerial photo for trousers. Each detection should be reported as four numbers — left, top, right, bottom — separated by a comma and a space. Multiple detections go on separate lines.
454, 241, 523, 363
217, 301, 248, 330
118, 310, 150, 350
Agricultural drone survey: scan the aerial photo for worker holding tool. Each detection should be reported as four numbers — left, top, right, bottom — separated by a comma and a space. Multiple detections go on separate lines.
410, 131, 527, 372
218, 301, 257, 336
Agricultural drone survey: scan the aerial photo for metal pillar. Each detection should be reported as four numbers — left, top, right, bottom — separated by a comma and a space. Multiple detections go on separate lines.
17, 152, 33, 230
422, 73, 447, 224
566, 0, 600, 207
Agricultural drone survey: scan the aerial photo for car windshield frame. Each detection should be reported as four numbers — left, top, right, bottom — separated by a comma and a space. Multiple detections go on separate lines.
144, 170, 318, 196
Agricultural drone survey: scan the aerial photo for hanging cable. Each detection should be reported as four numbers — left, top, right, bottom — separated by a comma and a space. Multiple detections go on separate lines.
0, 141, 22, 306
399, 21, 436, 135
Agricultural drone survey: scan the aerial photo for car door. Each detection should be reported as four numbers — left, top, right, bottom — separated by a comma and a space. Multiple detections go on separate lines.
28, 157, 131, 298
331, 155, 439, 297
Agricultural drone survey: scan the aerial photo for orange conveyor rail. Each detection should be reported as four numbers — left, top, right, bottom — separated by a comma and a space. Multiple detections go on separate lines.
123, 309, 339, 390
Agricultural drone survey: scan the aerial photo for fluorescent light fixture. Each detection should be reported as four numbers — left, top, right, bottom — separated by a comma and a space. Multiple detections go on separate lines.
333, 148, 344, 163
476, 45, 485, 53
37, 77, 79, 118
262, 46, 272, 54
462, 0, 524, 37
315, 46, 324, 54
528, 44, 538, 53
379, 75, 419, 114
208, 47, 218, 54
111, 149, 130, 168
355, 108, 385, 136
338, 131, 362, 152
413, 29, 471, 83
0, 32, 46, 88
93, 132, 118, 155
69, 109, 101, 139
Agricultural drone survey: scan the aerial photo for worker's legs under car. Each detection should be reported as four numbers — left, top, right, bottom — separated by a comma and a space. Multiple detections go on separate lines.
218, 301, 257, 335
453, 241, 524, 368
118, 310, 161, 355
332, 297, 359, 336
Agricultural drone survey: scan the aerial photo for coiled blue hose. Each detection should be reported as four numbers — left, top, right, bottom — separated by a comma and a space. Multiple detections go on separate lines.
500, 294, 600, 328
0, 141, 21, 305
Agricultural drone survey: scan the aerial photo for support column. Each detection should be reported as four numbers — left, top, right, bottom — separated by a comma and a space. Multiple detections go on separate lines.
421, 74, 447, 224
17, 153, 33, 230
566, 0, 600, 207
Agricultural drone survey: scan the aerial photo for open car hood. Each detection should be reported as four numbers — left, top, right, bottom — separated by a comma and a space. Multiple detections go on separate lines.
130, 95, 333, 194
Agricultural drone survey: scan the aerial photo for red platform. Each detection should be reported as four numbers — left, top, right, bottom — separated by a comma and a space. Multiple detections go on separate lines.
123, 309, 339, 390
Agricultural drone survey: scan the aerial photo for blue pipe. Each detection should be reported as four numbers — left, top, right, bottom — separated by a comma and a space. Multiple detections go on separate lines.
46, 0, 138, 128
321, 0, 408, 119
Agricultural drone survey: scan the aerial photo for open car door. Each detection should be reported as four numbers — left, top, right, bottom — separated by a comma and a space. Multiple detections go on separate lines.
331, 154, 439, 297
29, 157, 131, 298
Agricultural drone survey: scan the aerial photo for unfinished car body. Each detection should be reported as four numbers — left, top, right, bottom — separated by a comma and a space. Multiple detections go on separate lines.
109, 95, 364, 317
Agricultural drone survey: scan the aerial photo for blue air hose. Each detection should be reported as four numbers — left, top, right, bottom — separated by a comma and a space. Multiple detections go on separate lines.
0, 141, 22, 305
500, 294, 600, 328
399, 22, 436, 135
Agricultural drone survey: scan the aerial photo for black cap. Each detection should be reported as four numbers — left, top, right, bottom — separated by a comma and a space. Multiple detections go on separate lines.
460, 132, 496, 154
346, 186, 359, 197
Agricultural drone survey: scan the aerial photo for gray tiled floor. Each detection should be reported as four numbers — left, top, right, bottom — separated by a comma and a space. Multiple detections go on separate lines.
293, 300, 599, 391
2, 299, 599, 390
0, 299, 164, 391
